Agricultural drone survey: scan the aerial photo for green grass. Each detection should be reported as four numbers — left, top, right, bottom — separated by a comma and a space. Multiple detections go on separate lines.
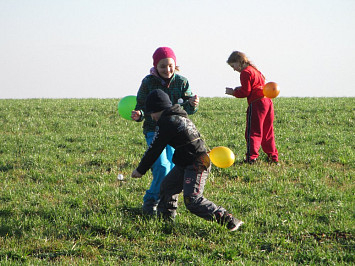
0, 97, 354, 264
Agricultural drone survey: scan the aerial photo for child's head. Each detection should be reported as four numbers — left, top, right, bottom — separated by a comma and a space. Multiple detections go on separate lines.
145, 89, 172, 120
227, 51, 264, 78
227, 51, 250, 72
152, 47, 178, 79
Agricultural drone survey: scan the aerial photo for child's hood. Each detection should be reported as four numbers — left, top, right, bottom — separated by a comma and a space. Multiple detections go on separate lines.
160, 104, 188, 119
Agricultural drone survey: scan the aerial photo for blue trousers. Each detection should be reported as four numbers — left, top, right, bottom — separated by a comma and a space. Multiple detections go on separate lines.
143, 132, 175, 203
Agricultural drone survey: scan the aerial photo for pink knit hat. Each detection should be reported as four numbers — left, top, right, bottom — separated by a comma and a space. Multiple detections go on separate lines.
152, 47, 176, 68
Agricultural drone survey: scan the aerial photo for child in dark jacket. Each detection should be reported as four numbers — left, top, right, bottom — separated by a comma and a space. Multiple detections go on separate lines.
131, 89, 243, 231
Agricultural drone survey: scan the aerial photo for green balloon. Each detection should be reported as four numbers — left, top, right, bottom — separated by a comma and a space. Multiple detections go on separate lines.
118, 95, 137, 120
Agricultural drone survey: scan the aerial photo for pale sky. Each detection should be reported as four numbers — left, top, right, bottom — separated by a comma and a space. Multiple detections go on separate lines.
1, 0, 354, 99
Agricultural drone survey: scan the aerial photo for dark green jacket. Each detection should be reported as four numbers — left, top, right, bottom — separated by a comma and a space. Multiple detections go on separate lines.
135, 72, 198, 134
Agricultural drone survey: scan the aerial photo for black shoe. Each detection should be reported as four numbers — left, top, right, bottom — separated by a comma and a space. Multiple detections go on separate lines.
243, 158, 257, 164
142, 200, 158, 216
216, 212, 244, 231
269, 159, 280, 166
267, 156, 279, 165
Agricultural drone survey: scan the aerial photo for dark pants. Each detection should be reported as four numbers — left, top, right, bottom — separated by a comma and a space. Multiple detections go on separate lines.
157, 153, 226, 220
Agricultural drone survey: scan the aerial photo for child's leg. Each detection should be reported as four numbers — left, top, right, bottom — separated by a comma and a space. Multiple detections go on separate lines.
245, 101, 267, 161
261, 99, 278, 161
157, 165, 184, 219
143, 132, 175, 213
166, 144, 175, 171
166, 153, 243, 230
183, 153, 227, 220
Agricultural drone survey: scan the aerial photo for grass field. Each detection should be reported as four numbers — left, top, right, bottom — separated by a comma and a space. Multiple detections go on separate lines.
0, 97, 354, 264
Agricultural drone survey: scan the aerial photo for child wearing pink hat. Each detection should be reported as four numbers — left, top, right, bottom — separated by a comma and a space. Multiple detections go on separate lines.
131, 47, 199, 215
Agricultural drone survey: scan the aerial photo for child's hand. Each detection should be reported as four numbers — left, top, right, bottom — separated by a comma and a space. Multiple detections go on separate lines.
225, 87, 235, 95
188, 95, 199, 107
131, 169, 143, 178
131, 110, 141, 121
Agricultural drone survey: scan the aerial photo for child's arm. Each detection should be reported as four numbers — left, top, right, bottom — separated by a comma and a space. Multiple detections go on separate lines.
225, 86, 242, 95
188, 95, 199, 107
131, 169, 143, 178
133, 79, 149, 122
234, 71, 252, 98
181, 80, 199, 115
131, 110, 142, 121
133, 121, 172, 177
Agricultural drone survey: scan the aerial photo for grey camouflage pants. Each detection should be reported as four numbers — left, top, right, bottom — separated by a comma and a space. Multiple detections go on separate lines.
157, 152, 227, 220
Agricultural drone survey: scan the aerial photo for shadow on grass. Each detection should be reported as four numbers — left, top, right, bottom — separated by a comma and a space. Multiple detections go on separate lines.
117, 205, 214, 236
0, 223, 23, 238
118, 205, 146, 220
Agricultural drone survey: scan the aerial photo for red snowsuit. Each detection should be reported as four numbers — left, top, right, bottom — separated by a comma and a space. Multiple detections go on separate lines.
232, 66, 278, 162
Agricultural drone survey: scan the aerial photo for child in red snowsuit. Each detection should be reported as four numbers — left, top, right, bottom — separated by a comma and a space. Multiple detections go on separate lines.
225, 51, 278, 164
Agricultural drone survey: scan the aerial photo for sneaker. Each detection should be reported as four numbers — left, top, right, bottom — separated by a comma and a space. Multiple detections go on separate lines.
243, 158, 257, 164
228, 217, 244, 231
268, 158, 280, 166
158, 212, 176, 223
267, 156, 279, 165
217, 212, 244, 231
142, 199, 158, 216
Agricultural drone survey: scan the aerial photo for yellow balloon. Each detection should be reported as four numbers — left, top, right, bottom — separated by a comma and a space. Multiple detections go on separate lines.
209, 146, 235, 168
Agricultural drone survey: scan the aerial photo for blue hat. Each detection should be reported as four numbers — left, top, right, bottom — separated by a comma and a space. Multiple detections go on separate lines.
145, 89, 172, 114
